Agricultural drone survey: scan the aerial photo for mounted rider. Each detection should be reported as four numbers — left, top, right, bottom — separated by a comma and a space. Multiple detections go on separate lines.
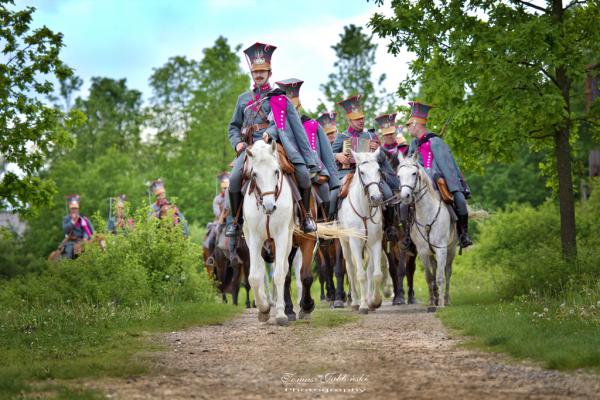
107, 194, 134, 234
61, 194, 94, 259
205, 172, 230, 267
376, 112, 409, 170
225, 42, 320, 237
405, 101, 473, 249
316, 111, 338, 145
275, 78, 341, 219
331, 95, 400, 240
149, 179, 189, 238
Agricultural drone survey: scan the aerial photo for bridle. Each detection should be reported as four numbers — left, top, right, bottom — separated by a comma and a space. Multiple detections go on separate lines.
348, 160, 382, 242
248, 167, 283, 207
398, 162, 448, 252
248, 164, 284, 242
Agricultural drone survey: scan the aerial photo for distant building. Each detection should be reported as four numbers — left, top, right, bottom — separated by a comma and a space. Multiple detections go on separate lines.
0, 212, 27, 236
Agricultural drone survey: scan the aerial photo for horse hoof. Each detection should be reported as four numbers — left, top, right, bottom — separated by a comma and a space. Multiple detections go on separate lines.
383, 289, 393, 298
246, 303, 251, 309
333, 300, 345, 309
368, 306, 376, 312
286, 313, 296, 321
408, 297, 417, 305
427, 306, 437, 313
392, 297, 405, 306
258, 311, 270, 322
351, 305, 360, 311
358, 308, 368, 315
298, 310, 311, 320
276, 316, 290, 326
320, 295, 326, 301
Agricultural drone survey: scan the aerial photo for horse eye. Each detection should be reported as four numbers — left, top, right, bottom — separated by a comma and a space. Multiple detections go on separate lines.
412, 172, 416, 176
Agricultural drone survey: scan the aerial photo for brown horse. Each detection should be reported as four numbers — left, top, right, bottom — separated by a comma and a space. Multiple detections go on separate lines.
383, 236, 417, 305
48, 234, 106, 262
203, 227, 252, 308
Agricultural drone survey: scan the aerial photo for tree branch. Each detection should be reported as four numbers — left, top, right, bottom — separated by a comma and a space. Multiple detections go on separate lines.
513, 0, 548, 13
565, 0, 586, 10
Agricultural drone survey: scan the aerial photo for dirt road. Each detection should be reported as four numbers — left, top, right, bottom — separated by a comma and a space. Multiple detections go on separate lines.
88, 303, 600, 399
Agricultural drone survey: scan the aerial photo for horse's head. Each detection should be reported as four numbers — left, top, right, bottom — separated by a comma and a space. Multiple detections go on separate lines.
246, 140, 280, 215
352, 148, 383, 204
397, 151, 422, 205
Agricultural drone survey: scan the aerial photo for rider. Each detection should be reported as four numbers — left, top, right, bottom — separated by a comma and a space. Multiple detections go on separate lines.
149, 179, 189, 238
62, 194, 94, 259
226, 42, 320, 237
275, 78, 341, 219
107, 194, 134, 234
405, 101, 473, 249
316, 111, 338, 145
205, 172, 230, 266
331, 95, 400, 240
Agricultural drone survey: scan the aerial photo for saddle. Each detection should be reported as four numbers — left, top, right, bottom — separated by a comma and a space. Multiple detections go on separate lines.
436, 177, 454, 204
338, 171, 355, 199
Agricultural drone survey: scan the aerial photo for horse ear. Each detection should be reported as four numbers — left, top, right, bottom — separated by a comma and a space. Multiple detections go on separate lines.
247, 148, 254, 157
373, 147, 381, 159
350, 149, 359, 163
411, 150, 419, 162
271, 140, 277, 154
397, 151, 405, 164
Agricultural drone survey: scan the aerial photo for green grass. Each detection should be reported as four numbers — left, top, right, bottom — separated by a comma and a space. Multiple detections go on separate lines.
0, 302, 243, 399
438, 287, 600, 372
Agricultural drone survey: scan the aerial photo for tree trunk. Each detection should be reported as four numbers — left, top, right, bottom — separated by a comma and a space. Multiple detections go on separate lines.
554, 127, 577, 260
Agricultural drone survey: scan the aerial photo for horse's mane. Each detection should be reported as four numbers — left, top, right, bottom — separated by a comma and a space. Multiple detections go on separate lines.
400, 157, 440, 201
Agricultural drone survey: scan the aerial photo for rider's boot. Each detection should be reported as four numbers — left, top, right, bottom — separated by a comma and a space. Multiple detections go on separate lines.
383, 206, 399, 242
300, 187, 317, 233
458, 213, 473, 248
225, 191, 243, 237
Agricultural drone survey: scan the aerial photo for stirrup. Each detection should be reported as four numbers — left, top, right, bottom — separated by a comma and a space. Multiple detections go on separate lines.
225, 223, 240, 237
205, 256, 215, 267
302, 215, 317, 233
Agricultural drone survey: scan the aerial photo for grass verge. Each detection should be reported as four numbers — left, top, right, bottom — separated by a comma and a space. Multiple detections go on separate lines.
0, 302, 243, 399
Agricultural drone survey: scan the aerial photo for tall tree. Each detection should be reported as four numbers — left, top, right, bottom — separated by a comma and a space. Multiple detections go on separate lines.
148, 56, 200, 150
370, 0, 600, 259
69, 77, 145, 163
0, 0, 83, 213
320, 24, 395, 131
163, 37, 249, 223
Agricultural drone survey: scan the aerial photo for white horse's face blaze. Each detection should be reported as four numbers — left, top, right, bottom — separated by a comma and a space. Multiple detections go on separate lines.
397, 158, 419, 205
353, 150, 382, 203
248, 141, 280, 215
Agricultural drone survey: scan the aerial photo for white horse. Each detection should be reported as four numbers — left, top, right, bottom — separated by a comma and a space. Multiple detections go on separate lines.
397, 152, 458, 308
337, 149, 384, 314
243, 141, 295, 326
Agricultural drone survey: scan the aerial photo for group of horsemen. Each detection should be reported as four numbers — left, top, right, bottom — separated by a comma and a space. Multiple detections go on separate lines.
58, 40, 472, 262
205, 41, 473, 266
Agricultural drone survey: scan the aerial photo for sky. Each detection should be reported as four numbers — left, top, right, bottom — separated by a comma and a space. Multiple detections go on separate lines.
20, 0, 413, 112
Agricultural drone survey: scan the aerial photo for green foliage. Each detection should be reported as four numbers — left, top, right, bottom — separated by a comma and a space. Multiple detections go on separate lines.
456, 180, 600, 298
466, 151, 550, 210
320, 24, 395, 131
0, 228, 46, 278
0, 0, 84, 213
3, 207, 216, 310
370, 0, 600, 258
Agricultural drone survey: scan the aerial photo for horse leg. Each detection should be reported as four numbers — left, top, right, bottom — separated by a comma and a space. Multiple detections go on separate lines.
284, 261, 296, 321
317, 250, 326, 301
324, 242, 336, 303
285, 247, 298, 320
292, 249, 302, 305
422, 256, 436, 308
406, 253, 417, 304
333, 240, 346, 308
349, 238, 368, 314
247, 235, 270, 320
339, 238, 357, 310
273, 233, 291, 326
390, 245, 405, 305
299, 238, 316, 318
369, 238, 384, 310
435, 249, 448, 308
230, 260, 241, 306
445, 246, 456, 306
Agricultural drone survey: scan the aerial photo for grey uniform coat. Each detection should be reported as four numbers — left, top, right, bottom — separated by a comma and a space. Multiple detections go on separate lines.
408, 133, 470, 195
228, 86, 319, 172
301, 116, 341, 190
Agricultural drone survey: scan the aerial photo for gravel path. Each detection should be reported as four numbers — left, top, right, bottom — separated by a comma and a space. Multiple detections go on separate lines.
88, 303, 600, 399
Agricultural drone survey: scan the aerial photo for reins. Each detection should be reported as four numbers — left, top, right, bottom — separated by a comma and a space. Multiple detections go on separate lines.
248, 166, 284, 242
